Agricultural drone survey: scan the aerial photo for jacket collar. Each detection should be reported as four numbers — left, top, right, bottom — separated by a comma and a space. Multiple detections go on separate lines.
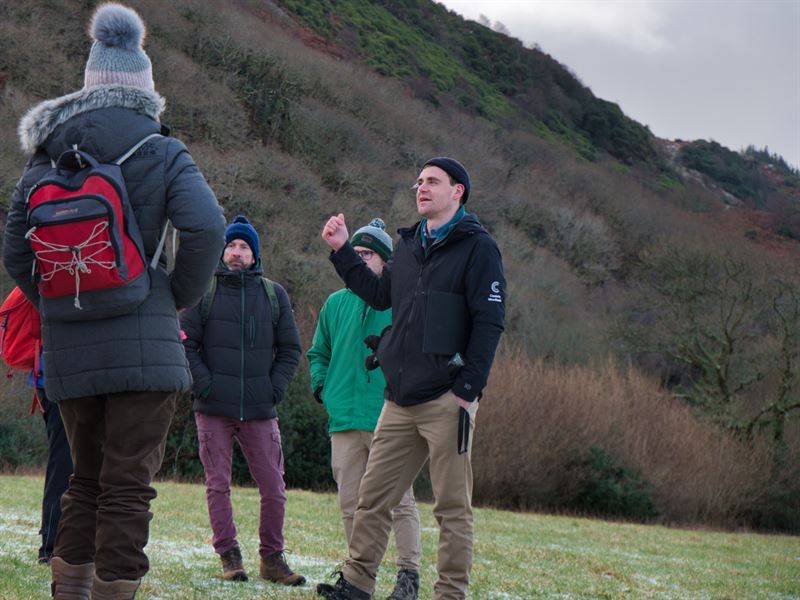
216, 259, 264, 285
18, 85, 165, 155
399, 212, 485, 245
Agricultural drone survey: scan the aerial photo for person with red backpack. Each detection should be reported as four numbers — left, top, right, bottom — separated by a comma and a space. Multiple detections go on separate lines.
0, 288, 72, 566
2, 4, 224, 599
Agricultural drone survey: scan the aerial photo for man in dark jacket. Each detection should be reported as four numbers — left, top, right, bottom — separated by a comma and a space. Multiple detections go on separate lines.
181, 215, 305, 587
3, 4, 225, 599
308, 218, 422, 600
317, 158, 506, 600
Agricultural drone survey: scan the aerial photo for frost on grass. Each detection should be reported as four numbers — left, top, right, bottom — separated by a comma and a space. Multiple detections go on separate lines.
147, 538, 211, 564
0, 510, 38, 527
0, 509, 39, 554
144, 539, 339, 594
632, 573, 662, 586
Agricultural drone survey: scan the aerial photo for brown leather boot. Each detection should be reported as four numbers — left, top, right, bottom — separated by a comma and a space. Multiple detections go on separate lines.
220, 546, 248, 581
260, 551, 306, 586
50, 556, 94, 600
90, 575, 142, 600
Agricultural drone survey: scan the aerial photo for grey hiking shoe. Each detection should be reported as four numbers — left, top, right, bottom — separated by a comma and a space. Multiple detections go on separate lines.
220, 546, 248, 581
316, 571, 371, 599
386, 569, 419, 600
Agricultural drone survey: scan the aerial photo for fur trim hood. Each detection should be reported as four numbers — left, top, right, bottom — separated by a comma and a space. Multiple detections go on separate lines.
18, 84, 165, 155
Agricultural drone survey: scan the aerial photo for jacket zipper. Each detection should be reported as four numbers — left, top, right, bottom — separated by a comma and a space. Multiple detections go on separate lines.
396, 231, 453, 401
362, 301, 371, 385
397, 261, 425, 400
239, 272, 245, 421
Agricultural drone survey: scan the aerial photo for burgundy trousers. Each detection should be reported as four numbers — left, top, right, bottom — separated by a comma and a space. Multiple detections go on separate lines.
195, 413, 286, 558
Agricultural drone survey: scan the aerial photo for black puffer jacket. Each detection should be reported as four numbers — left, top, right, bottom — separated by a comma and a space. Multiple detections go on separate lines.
331, 213, 505, 406
181, 263, 301, 421
3, 85, 225, 402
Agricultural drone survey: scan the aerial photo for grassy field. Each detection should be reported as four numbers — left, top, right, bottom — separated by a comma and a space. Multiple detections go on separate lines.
0, 474, 797, 599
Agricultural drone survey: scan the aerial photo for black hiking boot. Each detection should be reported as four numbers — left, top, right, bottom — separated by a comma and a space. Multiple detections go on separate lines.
316, 571, 371, 599
386, 569, 419, 600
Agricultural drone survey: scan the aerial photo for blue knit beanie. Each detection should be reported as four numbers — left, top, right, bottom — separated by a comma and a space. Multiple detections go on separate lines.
423, 157, 471, 204
225, 215, 260, 263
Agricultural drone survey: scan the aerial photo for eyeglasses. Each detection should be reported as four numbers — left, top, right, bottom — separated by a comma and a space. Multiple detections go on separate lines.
355, 249, 375, 260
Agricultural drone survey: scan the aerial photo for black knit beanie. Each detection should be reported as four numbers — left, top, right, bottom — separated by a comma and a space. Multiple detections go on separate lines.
423, 157, 471, 204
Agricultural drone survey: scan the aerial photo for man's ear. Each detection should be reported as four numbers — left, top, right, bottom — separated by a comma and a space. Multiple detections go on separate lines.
453, 183, 465, 203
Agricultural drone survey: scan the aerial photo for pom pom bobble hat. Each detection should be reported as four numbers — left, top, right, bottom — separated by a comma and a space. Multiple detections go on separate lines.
350, 218, 393, 261
84, 3, 154, 91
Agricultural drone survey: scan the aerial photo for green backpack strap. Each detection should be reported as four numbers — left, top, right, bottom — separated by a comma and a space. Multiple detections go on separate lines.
199, 276, 218, 325
261, 277, 280, 330
200, 275, 280, 330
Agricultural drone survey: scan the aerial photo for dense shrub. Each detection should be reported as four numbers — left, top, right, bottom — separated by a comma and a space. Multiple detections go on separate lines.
275, 370, 334, 491
0, 417, 46, 470
472, 349, 770, 527
563, 446, 658, 520
0, 380, 47, 470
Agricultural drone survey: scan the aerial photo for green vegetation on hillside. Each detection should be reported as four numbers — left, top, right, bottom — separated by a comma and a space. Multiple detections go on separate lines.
279, 0, 657, 164
679, 140, 800, 207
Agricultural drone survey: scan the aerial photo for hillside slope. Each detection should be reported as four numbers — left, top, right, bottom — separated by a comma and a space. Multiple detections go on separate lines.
3, 0, 798, 340
0, 0, 798, 529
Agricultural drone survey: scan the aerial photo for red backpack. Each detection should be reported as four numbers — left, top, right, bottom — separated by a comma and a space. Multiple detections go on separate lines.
0, 286, 41, 371
0, 286, 43, 413
25, 134, 166, 322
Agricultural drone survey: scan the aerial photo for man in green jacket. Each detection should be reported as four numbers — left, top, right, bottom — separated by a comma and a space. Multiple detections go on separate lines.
308, 218, 421, 600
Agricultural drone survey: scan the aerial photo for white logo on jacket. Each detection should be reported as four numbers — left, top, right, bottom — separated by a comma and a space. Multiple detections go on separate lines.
488, 281, 502, 303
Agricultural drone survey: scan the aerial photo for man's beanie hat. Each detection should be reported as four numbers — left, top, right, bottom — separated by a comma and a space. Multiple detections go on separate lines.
350, 218, 393, 261
225, 215, 261, 263
84, 3, 155, 91
423, 157, 471, 204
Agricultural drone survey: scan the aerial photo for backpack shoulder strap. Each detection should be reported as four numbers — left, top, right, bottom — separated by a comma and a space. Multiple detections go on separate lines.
199, 277, 218, 325
114, 133, 163, 165
261, 277, 280, 330
200, 276, 279, 329
114, 133, 169, 269
149, 220, 171, 270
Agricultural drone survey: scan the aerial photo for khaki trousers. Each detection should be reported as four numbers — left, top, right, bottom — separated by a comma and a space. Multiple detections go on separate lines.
331, 429, 421, 572
343, 392, 478, 600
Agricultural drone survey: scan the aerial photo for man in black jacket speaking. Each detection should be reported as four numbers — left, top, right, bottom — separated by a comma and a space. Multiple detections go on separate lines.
317, 158, 505, 600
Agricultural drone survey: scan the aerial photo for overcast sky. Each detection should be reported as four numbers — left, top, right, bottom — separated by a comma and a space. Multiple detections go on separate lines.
439, 0, 800, 169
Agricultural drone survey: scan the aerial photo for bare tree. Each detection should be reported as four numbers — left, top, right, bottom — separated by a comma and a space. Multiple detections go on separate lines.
623, 245, 800, 460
